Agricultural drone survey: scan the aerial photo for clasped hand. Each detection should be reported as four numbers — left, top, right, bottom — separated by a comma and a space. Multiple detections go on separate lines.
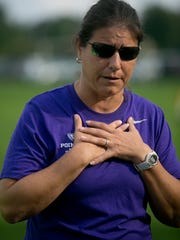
74, 114, 151, 165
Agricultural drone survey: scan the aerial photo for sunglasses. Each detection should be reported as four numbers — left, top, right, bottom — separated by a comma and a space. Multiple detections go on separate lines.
88, 42, 140, 61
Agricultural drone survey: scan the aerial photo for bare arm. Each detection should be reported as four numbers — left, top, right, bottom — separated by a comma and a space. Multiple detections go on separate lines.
0, 115, 105, 223
79, 117, 180, 227
141, 163, 180, 227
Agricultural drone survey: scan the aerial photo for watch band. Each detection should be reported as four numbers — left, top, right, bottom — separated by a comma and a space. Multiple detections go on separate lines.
134, 151, 159, 172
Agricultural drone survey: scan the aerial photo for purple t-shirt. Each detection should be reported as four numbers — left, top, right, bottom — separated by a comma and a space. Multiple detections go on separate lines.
1, 84, 180, 240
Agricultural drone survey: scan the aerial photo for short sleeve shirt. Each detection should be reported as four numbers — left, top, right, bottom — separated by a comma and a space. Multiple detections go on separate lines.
1, 84, 180, 240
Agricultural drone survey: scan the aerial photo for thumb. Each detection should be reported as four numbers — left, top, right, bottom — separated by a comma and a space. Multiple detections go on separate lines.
74, 114, 83, 144
74, 114, 82, 131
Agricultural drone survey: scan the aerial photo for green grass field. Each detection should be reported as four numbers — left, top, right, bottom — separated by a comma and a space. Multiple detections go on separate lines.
0, 79, 180, 239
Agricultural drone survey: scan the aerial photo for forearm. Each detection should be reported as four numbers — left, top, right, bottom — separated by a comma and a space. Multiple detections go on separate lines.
0, 143, 100, 223
141, 161, 180, 227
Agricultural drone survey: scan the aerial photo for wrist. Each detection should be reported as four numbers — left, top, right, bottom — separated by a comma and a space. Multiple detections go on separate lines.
72, 142, 105, 166
133, 145, 152, 164
134, 150, 159, 172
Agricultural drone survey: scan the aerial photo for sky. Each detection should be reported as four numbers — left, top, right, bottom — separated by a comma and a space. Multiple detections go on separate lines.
0, 0, 179, 25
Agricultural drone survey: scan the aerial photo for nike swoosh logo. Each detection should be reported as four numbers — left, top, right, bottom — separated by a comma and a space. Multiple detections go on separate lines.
133, 119, 147, 125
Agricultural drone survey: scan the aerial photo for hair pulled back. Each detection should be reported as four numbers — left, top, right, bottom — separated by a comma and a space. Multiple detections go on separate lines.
77, 0, 143, 46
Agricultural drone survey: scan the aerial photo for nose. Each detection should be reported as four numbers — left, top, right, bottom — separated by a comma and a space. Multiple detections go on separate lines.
108, 51, 122, 71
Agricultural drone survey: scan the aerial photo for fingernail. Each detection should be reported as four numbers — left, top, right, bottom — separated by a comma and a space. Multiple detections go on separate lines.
86, 120, 91, 124
129, 117, 134, 121
90, 161, 95, 165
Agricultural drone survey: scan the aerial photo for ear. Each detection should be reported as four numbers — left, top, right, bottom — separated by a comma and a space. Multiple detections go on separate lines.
75, 37, 83, 60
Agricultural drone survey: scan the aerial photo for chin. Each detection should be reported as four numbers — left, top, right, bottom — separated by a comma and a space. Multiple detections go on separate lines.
101, 87, 124, 98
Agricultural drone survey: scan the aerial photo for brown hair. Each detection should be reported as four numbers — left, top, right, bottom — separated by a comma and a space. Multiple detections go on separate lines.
77, 0, 143, 46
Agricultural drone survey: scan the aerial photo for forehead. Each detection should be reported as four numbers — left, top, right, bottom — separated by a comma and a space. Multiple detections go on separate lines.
90, 25, 138, 45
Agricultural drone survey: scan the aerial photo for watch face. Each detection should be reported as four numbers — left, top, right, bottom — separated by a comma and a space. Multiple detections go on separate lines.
149, 154, 158, 164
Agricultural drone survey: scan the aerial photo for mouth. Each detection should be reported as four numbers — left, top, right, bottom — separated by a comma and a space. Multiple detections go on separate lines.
103, 76, 122, 81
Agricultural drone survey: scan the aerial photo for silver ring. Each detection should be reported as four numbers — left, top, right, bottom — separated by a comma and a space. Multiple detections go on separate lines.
104, 139, 109, 148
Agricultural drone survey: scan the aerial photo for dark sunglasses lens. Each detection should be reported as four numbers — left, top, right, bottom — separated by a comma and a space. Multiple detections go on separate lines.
90, 43, 140, 60
92, 43, 115, 58
119, 47, 140, 61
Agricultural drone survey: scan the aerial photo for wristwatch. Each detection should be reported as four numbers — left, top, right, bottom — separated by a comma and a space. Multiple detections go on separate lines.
134, 151, 159, 172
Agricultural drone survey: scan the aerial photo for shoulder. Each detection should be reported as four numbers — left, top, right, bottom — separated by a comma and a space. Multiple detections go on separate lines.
25, 84, 73, 111
20, 84, 73, 119
125, 89, 165, 128
30, 84, 72, 105
126, 88, 163, 113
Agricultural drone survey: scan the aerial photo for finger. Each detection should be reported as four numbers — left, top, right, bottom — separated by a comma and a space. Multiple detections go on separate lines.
81, 135, 109, 148
80, 126, 108, 138
74, 114, 82, 131
108, 120, 122, 129
74, 114, 83, 144
117, 123, 129, 132
86, 120, 122, 133
90, 150, 112, 165
128, 117, 136, 131
86, 120, 111, 132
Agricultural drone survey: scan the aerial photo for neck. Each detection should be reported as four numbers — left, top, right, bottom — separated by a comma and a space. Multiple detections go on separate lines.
74, 81, 124, 113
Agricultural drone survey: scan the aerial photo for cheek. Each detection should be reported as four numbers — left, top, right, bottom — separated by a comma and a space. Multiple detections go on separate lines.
82, 62, 100, 82
86, 59, 105, 77
125, 61, 136, 77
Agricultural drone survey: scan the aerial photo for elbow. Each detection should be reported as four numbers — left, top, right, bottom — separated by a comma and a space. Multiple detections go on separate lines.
2, 215, 18, 224
169, 206, 180, 227
153, 204, 180, 228
1, 213, 20, 224
171, 213, 180, 228
1, 213, 19, 224
159, 209, 180, 228
173, 221, 180, 228
1, 206, 26, 224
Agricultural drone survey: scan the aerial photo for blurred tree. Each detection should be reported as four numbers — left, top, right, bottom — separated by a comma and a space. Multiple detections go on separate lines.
1, 4, 179, 58
142, 6, 180, 49
31, 17, 81, 56
0, 7, 34, 57
0, 4, 81, 58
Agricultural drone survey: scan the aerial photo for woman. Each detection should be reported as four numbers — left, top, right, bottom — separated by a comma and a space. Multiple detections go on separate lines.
0, 0, 180, 239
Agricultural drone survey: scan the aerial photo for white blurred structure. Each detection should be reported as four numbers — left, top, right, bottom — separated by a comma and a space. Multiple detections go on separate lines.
134, 49, 163, 81
23, 55, 80, 83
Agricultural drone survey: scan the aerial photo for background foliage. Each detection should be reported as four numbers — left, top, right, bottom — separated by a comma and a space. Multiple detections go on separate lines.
143, 6, 180, 49
0, 5, 179, 58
